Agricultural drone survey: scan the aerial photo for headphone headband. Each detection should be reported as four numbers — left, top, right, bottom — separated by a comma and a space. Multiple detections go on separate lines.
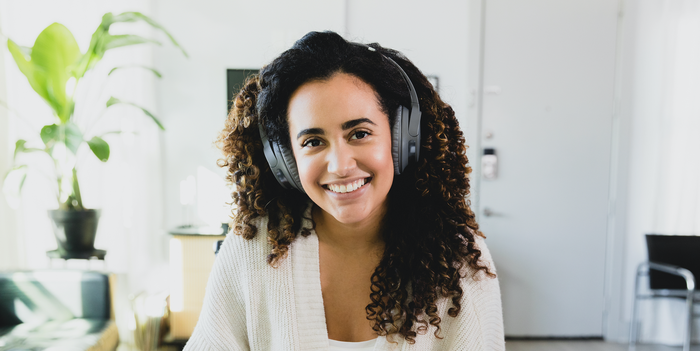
379, 53, 422, 139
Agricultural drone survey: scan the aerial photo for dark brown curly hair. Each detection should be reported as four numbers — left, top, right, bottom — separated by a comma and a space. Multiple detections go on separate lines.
216, 31, 495, 343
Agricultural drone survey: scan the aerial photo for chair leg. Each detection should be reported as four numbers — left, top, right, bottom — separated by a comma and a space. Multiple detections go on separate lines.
628, 296, 639, 351
629, 265, 644, 351
683, 289, 693, 351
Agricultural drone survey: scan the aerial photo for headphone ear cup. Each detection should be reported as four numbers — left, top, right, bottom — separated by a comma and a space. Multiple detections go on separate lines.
277, 143, 304, 193
391, 106, 404, 174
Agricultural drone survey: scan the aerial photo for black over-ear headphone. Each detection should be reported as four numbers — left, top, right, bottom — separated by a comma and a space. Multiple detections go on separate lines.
258, 45, 422, 193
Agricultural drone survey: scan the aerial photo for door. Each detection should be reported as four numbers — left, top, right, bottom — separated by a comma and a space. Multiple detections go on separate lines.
477, 0, 618, 336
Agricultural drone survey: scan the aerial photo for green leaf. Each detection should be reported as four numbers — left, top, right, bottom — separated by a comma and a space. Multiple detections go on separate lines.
40, 124, 59, 147
7, 39, 48, 104
72, 11, 187, 82
13, 139, 44, 160
64, 122, 83, 154
104, 12, 189, 57
70, 167, 83, 210
109, 65, 162, 78
13, 140, 27, 159
106, 96, 119, 108
40, 123, 83, 154
106, 96, 165, 130
2, 165, 28, 207
103, 34, 161, 51
72, 29, 105, 78
100, 131, 123, 136
17, 45, 32, 57
87, 136, 110, 162
29, 23, 81, 123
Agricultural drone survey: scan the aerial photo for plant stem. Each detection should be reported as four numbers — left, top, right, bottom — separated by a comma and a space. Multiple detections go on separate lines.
52, 153, 63, 207
71, 167, 83, 209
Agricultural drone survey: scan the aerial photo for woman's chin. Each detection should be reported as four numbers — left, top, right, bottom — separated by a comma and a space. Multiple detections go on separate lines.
318, 207, 366, 225
332, 213, 370, 226
316, 202, 388, 228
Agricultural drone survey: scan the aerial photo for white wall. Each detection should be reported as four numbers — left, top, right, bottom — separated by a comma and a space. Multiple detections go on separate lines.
0, 9, 21, 271
607, 0, 700, 344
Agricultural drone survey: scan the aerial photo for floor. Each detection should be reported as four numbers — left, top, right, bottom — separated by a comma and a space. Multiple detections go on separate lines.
506, 341, 693, 351
114, 341, 696, 351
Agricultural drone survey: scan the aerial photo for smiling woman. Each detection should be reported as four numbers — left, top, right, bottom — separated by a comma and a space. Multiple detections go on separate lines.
288, 74, 394, 228
184, 31, 504, 351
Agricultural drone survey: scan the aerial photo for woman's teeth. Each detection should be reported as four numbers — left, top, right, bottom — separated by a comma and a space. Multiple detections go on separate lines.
327, 178, 366, 193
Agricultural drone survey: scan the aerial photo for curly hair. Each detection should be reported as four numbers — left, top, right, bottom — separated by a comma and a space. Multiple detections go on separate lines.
216, 31, 495, 343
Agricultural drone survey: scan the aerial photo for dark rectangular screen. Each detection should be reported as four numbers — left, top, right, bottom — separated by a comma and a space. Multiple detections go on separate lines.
227, 69, 259, 113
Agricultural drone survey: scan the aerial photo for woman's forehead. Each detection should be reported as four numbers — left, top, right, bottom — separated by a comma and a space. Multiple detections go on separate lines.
287, 73, 387, 131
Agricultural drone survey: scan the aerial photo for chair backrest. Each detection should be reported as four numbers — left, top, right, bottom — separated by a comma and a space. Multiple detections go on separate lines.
646, 234, 700, 290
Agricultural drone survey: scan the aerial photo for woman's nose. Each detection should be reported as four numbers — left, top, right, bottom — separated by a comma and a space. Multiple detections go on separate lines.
327, 143, 356, 177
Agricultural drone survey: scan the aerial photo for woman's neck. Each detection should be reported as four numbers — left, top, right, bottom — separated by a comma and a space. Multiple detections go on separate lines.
312, 204, 386, 254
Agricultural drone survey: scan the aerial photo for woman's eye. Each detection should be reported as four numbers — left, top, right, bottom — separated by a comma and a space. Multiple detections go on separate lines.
302, 138, 322, 147
351, 131, 370, 140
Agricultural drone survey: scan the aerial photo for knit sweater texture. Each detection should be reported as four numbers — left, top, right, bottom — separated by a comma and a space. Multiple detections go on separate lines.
184, 211, 505, 351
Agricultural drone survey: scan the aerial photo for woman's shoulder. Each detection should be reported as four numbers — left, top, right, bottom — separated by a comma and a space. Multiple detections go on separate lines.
217, 211, 315, 270
459, 233, 497, 278
473, 234, 497, 274
223, 215, 269, 244
457, 233, 500, 300
215, 215, 273, 270
449, 234, 505, 349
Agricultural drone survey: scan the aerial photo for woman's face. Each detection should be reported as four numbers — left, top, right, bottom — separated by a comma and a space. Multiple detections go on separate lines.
287, 73, 394, 226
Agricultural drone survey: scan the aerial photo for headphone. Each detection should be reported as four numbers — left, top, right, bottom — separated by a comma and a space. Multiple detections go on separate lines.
258, 45, 422, 193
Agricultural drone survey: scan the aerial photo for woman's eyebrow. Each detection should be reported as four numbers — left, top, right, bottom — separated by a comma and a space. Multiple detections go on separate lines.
296, 118, 376, 139
341, 118, 376, 130
296, 128, 324, 139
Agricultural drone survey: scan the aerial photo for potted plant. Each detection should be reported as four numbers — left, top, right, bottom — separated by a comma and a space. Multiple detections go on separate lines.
2, 12, 186, 258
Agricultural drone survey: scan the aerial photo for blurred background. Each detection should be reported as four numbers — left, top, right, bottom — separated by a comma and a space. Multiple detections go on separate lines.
0, 0, 699, 349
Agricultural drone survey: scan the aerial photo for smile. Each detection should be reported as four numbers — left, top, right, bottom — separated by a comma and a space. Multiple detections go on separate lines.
323, 178, 371, 194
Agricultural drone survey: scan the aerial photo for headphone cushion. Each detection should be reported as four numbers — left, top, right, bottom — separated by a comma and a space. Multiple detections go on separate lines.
278, 144, 303, 192
391, 106, 403, 174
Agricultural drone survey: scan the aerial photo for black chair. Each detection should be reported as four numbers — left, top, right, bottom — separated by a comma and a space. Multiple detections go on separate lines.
629, 234, 700, 351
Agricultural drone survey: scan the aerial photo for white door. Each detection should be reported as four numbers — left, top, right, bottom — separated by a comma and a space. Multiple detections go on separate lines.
478, 0, 618, 336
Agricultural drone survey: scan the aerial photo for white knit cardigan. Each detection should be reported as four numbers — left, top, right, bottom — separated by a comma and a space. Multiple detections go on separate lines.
184, 211, 505, 351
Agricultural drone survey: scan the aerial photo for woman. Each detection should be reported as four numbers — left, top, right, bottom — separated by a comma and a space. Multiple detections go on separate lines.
185, 31, 504, 350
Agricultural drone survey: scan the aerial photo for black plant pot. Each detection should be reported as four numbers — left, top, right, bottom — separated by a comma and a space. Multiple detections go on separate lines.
49, 209, 102, 258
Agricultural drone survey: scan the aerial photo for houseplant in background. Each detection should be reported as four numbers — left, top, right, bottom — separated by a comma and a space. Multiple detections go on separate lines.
2, 12, 187, 259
